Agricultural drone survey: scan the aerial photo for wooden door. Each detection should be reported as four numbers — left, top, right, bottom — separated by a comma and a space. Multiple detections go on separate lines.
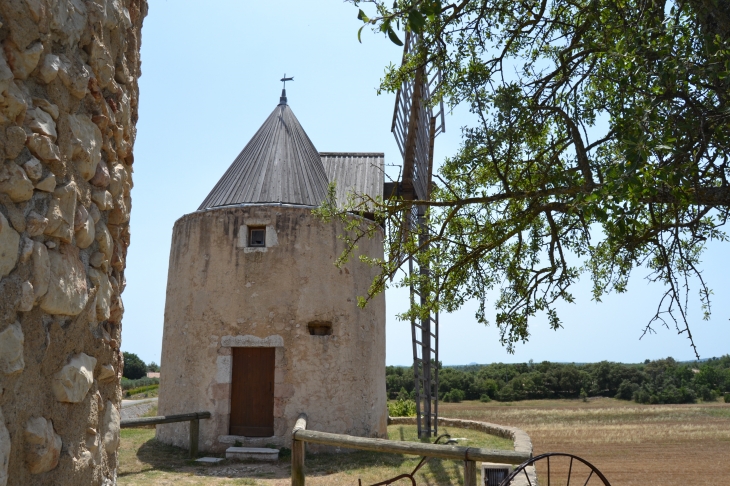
229, 347, 275, 436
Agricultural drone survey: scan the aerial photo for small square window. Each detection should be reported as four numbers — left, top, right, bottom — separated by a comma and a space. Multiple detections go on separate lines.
249, 227, 266, 247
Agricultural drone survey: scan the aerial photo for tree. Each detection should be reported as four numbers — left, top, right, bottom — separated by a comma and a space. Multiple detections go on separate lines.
330, 0, 730, 357
122, 352, 148, 380
147, 361, 160, 372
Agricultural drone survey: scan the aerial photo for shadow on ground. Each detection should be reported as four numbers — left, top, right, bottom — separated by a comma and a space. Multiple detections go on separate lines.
122, 435, 464, 484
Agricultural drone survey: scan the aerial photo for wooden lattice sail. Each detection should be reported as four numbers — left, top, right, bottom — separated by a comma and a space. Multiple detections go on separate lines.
390, 32, 445, 438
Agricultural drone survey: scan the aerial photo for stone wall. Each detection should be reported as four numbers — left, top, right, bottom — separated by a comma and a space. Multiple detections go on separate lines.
156, 205, 387, 453
0, 1, 146, 484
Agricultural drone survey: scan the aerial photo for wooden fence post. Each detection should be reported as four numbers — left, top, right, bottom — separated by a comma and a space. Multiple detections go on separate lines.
464, 459, 477, 486
292, 413, 308, 486
189, 418, 200, 459
292, 438, 305, 486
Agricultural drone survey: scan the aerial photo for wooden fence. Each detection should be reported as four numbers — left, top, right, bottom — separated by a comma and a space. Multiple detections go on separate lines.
291, 413, 531, 486
120, 411, 211, 458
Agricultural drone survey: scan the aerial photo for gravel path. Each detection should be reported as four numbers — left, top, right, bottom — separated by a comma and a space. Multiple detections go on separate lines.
120, 398, 158, 420
121, 397, 158, 408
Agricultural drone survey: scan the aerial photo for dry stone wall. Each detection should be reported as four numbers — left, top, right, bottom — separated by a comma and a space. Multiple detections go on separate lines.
0, 1, 146, 484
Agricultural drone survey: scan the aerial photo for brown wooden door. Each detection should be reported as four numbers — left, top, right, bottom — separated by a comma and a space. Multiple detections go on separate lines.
229, 347, 275, 436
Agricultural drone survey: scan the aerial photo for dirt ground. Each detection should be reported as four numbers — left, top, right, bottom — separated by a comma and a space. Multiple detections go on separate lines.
118, 398, 730, 485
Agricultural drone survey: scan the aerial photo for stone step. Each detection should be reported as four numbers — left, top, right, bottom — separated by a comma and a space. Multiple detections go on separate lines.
195, 457, 225, 464
225, 447, 279, 461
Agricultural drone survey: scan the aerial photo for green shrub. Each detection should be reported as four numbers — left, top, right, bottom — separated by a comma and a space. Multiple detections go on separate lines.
615, 380, 639, 400
121, 377, 159, 390
724, 392, 730, 403
697, 385, 718, 402
396, 387, 411, 401
479, 394, 491, 403
633, 388, 651, 404
124, 384, 159, 397
388, 399, 417, 417
442, 389, 465, 403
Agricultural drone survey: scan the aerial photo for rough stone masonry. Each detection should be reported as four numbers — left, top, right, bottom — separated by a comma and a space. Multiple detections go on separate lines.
0, 1, 147, 484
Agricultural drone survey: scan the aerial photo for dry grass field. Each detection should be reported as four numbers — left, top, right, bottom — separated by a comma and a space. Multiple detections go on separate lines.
440, 397, 730, 486
118, 398, 730, 485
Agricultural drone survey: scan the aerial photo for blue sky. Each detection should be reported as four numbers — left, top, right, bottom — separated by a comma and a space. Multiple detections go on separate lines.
123, 0, 729, 366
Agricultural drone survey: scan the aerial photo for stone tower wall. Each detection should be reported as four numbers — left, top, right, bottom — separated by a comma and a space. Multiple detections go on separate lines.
157, 205, 388, 453
0, 1, 147, 484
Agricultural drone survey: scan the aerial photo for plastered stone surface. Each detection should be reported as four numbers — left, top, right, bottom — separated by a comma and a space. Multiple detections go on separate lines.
40, 243, 88, 315
98, 364, 115, 383
0, 322, 23, 375
0, 408, 8, 486
157, 206, 387, 453
52, 353, 97, 403
0, 213, 19, 278
102, 401, 119, 454
0, 0, 147, 483
23, 417, 61, 474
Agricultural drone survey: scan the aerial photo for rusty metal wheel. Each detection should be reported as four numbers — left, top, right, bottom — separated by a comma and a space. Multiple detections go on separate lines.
498, 452, 611, 486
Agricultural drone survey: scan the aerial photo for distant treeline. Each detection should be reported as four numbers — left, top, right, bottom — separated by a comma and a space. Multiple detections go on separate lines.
386, 356, 730, 404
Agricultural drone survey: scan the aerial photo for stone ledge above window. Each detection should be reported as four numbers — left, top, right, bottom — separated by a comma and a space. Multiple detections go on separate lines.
220, 335, 284, 347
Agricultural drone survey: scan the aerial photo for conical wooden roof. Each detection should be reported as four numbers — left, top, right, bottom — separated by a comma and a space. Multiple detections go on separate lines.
198, 99, 330, 209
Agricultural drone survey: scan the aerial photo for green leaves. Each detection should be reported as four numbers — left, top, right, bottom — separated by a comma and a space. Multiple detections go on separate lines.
387, 26, 404, 45
419, 0, 442, 18
357, 8, 369, 23
357, 7, 403, 46
355, 1, 445, 45
408, 9, 426, 34
342, 0, 730, 357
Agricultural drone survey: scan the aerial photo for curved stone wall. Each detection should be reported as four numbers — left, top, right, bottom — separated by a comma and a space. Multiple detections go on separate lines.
0, 1, 147, 484
389, 416, 537, 485
157, 205, 387, 452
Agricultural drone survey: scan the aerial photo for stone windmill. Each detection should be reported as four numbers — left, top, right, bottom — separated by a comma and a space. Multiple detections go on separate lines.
387, 33, 445, 438
157, 83, 388, 454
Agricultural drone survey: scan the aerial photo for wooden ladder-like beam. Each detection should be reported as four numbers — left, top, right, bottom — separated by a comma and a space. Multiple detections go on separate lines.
400, 67, 425, 200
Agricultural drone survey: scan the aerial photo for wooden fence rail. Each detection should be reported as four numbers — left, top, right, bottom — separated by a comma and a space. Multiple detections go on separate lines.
121, 411, 211, 459
291, 413, 531, 486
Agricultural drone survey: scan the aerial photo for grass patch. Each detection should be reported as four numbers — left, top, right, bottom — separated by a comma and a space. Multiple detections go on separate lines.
142, 404, 158, 418
121, 376, 159, 391
118, 422, 511, 485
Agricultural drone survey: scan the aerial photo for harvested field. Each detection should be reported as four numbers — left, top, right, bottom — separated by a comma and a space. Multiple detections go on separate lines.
440, 397, 730, 485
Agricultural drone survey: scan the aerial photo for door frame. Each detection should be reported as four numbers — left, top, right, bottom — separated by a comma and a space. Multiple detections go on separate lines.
212, 335, 285, 443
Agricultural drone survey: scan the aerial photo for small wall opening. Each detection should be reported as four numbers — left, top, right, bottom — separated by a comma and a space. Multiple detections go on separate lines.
249, 227, 266, 247
308, 321, 333, 336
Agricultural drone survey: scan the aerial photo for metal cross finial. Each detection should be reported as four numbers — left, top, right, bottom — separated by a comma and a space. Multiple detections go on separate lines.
279, 74, 294, 105
281, 74, 294, 89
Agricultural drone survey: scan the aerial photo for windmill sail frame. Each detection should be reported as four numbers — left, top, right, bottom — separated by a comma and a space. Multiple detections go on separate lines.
390, 32, 445, 438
